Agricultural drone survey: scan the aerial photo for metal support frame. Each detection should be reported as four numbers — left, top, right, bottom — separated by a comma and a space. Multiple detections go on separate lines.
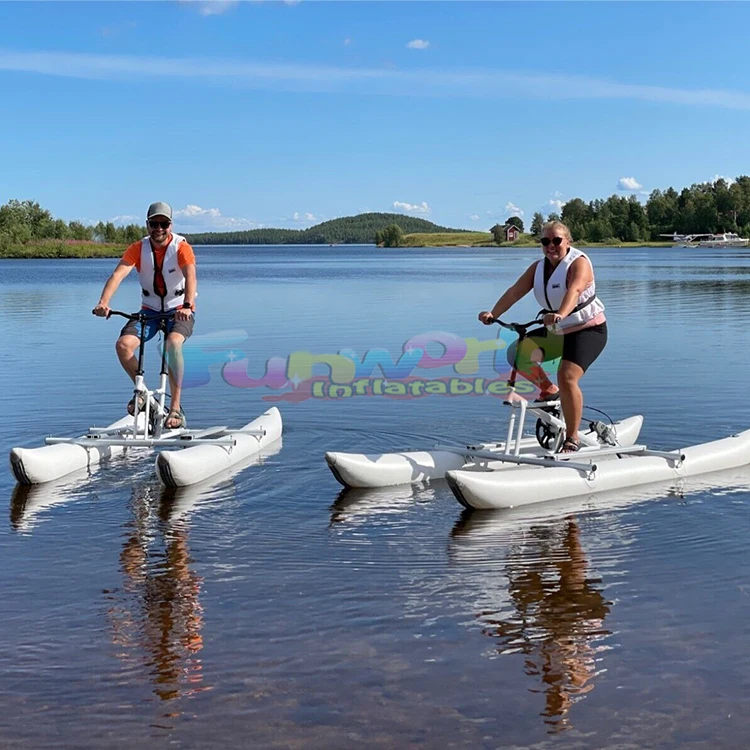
434, 443, 597, 475
46, 435, 237, 448
432, 442, 687, 477
46, 425, 266, 450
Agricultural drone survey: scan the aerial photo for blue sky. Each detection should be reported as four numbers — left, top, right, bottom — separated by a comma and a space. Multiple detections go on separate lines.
1, 1, 748, 232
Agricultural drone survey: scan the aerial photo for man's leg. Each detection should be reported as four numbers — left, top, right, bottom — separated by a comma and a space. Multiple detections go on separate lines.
165, 332, 186, 427
115, 334, 140, 382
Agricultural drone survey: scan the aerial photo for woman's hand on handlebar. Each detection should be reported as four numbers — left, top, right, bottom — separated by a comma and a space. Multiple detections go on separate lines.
543, 313, 562, 327
478, 311, 495, 325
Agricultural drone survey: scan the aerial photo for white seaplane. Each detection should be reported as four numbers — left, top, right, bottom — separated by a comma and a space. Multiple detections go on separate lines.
325, 317, 750, 510
9, 310, 282, 488
661, 232, 750, 248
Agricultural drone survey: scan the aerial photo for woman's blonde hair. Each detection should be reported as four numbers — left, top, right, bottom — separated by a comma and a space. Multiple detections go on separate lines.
541, 221, 572, 242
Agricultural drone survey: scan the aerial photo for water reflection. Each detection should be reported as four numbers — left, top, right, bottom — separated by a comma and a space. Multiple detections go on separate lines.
105, 441, 282, 711
450, 512, 611, 733
9, 470, 91, 532
106, 482, 210, 707
329, 484, 430, 527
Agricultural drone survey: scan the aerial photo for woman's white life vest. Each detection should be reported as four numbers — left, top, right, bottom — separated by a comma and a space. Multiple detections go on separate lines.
533, 247, 605, 332
138, 233, 189, 311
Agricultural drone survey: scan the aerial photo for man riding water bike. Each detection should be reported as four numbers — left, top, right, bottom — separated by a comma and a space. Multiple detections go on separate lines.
93, 201, 197, 429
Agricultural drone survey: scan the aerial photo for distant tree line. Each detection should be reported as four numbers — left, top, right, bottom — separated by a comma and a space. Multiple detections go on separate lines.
524, 177, 750, 243
185, 213, 465, 245
0, 199, 144, 249
5, 179, 750, 250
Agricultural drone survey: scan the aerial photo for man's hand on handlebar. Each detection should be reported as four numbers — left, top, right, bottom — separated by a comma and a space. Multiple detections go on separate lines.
478, 311, 495, 325
174, 307, 192, 322
92, 304, 110, 318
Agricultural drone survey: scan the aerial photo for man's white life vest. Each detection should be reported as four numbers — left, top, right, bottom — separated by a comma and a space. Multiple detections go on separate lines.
139, 233, 188, 311
533, 247, 605, 332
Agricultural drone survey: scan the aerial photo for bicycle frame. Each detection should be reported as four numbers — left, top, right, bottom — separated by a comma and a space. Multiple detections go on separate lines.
107, 310, 175, 439
493, 316, 566, 454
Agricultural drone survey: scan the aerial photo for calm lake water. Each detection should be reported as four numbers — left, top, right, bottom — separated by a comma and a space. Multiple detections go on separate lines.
3, 245, 750, 748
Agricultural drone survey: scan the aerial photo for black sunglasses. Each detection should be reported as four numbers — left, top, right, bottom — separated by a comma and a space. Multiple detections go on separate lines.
148, 220, 171, 229
540, 236, 564, 247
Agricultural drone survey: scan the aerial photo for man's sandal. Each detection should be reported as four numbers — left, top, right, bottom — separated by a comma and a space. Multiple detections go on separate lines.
127, 392, 148, 416
165, 407, 186, 430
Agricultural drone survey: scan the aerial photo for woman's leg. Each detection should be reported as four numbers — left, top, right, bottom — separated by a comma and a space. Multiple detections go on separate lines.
557, 323, 608, 450
507, 331, 563, 396
558, 359, 585, 441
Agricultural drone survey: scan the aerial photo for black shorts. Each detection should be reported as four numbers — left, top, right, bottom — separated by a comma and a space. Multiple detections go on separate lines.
562, 322, 607, 372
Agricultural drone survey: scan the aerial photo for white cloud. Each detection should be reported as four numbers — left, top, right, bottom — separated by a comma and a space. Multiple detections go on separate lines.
480, 204, 523, 221
179, 0, 239, 16
343, 38, 352, 47
617, 176, 643, 191
80, 206, 256, 231
110, 214, 141, 226
173, 204, 258, 231
406, 39, 430, 50
393, 200, 431, 215
469, 214, 481, 221
6, 49, 750, 111
712, 174, 736, 185
292, 211, 317, 222
547, 199, 564, 212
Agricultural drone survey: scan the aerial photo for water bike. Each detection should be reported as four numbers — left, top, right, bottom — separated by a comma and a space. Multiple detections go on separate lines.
325, 316, 750, 510
9, 310, 282, 488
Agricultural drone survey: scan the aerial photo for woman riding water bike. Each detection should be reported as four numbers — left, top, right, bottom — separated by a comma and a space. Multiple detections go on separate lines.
478, 221, 607, 453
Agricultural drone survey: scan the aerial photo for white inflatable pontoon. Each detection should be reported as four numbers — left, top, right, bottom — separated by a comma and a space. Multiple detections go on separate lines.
326, 414, 643, 490
156, 407, 282, 487
447, 428, 750, 510
10, 407, 283, 488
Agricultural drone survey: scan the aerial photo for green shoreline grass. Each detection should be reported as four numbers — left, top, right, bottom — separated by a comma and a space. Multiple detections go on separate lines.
400, 231, 674, 248
0, 241, 127, 259
0, 236, 676, 258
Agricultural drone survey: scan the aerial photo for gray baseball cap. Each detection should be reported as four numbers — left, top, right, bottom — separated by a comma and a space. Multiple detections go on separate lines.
147, 201, 172, 220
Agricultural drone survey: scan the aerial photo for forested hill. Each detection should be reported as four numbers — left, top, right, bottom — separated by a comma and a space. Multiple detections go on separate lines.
184, 213, 469, 245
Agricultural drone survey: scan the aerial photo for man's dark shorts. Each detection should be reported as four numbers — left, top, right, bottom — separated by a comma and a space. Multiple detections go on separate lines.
120, 309, 195, 343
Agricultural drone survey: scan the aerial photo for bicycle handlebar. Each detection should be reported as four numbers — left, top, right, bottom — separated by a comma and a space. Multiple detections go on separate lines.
491, 316, 544, 334
92, 309, 176, 321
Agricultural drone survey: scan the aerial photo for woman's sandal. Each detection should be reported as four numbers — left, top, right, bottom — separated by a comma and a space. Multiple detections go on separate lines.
559, 436, 581, 453
127, 392, 148, 416
533, 391, 560, 404
165, 407, 186, 430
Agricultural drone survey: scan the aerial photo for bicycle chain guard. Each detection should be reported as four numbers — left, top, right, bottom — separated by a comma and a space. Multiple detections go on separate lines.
535, 411, 562, 450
